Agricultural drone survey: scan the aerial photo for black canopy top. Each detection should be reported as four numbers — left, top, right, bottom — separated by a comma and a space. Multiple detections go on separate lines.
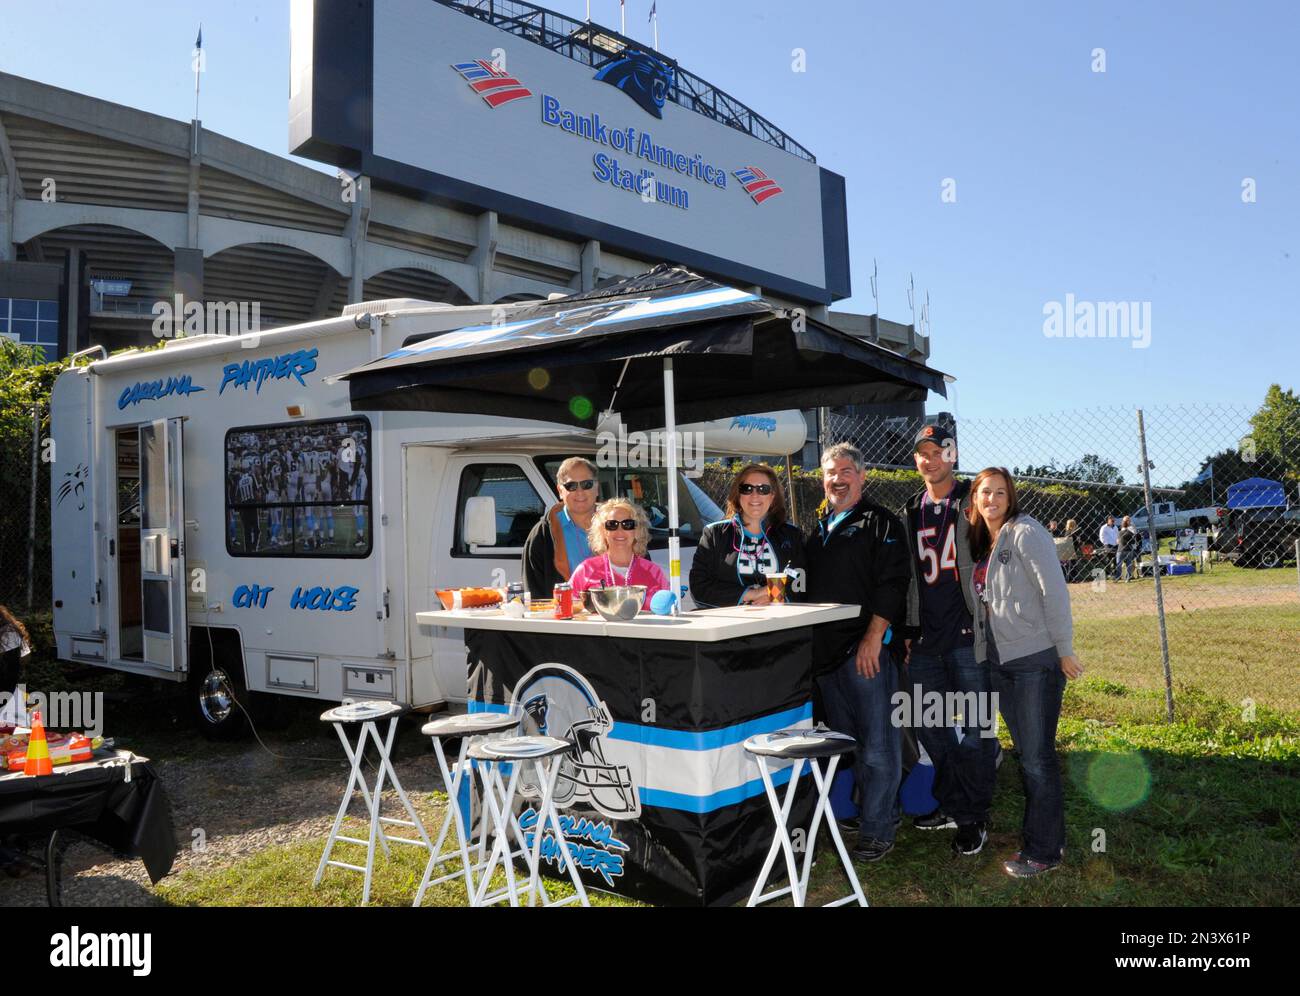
340, 264, 947, 430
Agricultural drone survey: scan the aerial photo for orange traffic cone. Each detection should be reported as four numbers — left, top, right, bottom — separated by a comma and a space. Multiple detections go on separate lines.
23, 710, 52, 776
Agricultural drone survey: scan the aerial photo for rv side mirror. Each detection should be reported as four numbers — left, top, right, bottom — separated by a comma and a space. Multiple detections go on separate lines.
464, 496, 498, 549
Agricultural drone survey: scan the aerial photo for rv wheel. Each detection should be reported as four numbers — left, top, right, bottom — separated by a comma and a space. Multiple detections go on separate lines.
189, 662, 249, 740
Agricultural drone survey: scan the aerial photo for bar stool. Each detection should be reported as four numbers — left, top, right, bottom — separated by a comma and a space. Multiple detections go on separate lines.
744, 725, 868, 908
413, 710, 521, 907
314, 700, 433, 906
468, 735, 591, 908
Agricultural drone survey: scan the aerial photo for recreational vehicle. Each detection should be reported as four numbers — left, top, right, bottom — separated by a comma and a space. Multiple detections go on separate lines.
48, 299, 807, 738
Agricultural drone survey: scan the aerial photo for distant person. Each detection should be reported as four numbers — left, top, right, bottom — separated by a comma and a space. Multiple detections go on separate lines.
1098, 516, 1120, 577
1057, 519, 1081, 582
522, 457, 599, 598
1117, 516, 1142, 582
1047, 519, 1061, 537
967, 468, 1082, 879
689, 463, 805, 608
569, 499, 668, 609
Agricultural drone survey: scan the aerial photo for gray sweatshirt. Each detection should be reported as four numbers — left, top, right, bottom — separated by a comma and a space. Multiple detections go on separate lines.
971, 514, 1075, 664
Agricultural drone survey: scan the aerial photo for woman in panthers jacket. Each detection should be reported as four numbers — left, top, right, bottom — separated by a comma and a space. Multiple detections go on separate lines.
689, 464, 806, 608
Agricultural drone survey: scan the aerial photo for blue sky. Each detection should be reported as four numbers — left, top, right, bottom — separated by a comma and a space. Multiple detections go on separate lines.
2, 0, 1296, 437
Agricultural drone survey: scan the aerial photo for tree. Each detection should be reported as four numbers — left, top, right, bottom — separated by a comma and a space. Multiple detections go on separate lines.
1014, 453, 1124, 484
1247, 384, 1300, 481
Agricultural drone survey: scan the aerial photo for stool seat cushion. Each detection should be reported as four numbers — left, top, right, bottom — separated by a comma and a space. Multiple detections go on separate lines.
743, 727, 856, 759
422, 712, 520, 738
468, 735, 574, 762
320, 700, 407, 724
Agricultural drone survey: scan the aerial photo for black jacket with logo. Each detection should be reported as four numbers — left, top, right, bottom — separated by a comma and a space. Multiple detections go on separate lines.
804, 494, 911, 672
688, 518, 807, 608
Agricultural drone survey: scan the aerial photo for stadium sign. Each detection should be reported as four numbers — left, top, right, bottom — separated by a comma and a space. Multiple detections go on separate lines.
290, 0, 849, 303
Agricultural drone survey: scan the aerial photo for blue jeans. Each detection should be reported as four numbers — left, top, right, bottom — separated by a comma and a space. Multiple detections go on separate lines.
906, 643, 998, 825
817, 645, 901, 843
990, 647, 1067, 864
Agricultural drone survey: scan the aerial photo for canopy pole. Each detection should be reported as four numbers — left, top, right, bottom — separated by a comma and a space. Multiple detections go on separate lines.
663, 357, 681, 615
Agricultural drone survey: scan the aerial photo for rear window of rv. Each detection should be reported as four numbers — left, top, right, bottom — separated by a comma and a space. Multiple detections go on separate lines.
225, 417, 372, 558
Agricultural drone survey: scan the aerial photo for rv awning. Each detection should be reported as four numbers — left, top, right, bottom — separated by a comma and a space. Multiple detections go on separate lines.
338, 265, 948, 430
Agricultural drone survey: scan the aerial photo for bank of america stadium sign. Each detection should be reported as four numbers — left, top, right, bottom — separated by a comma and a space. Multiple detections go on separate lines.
291, 0, 848, 303
451, 62, 781, 211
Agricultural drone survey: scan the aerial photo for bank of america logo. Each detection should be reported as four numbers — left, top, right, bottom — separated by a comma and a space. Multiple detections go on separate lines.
733, 166, 783, 204
450, 60, 533, 107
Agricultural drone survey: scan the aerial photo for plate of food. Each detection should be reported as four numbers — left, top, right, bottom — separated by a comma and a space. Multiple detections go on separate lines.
435, 587, 503, 611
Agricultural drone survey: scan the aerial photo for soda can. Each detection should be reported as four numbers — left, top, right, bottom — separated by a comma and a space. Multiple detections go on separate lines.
553, 582, 574, 619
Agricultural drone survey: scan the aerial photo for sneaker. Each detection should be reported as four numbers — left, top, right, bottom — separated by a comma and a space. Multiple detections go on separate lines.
1002, 853, 1061, 878
852, 837, 894, 863
913, 809, 957, 831
952, 822, 987, 856
837, 815, 902, 837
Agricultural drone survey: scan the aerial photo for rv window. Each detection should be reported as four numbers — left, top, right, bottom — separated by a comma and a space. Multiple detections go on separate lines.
533, 457, 715, 548
224, 417, 372, 558
453, 464, 546, 553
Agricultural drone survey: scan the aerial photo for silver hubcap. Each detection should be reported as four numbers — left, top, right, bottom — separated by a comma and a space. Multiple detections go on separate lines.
199, 669, 235, 723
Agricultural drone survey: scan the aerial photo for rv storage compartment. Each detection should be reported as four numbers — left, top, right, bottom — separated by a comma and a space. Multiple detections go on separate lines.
344, 665, 395, 699
267, 654, 318, 692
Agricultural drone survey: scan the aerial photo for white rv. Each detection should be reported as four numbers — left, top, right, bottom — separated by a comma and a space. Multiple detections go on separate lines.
48, 300, 807, 738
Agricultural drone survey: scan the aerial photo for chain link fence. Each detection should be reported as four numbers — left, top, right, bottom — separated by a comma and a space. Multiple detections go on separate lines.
702, 402, 1300, 723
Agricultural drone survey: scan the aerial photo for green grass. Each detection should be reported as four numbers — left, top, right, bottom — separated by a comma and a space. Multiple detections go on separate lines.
157, 806, 641, 908
1073, 604, 1300, 713
155, 704, 1300, 908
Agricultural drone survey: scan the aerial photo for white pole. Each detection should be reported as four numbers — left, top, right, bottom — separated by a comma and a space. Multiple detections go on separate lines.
621, 0, 626, 36
663, 358, 681, 615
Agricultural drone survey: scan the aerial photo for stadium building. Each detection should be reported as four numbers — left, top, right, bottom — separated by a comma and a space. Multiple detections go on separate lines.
0, 0, 934, 464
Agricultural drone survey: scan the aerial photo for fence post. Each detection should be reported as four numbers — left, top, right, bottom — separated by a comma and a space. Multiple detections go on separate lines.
1136, 408, 1175, 722
27, 402, 39, 612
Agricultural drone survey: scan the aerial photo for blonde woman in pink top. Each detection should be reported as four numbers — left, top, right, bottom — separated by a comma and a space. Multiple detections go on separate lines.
569, 498, 669, 609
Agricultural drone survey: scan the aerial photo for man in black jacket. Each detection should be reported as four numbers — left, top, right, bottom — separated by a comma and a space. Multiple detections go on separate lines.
804, 442, 910, 862
521, 457, 599, 597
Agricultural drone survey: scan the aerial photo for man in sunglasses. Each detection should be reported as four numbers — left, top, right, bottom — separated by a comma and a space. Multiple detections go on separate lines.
522, 456, 600, 597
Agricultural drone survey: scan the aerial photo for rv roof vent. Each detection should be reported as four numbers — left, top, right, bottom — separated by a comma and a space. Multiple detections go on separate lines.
342, 299, 457, 317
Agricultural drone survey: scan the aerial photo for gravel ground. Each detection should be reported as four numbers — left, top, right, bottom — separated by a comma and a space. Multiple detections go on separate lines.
0, 720, 450, 907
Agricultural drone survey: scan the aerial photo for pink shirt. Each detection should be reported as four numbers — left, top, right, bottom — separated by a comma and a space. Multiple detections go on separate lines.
569, 555, 669, 609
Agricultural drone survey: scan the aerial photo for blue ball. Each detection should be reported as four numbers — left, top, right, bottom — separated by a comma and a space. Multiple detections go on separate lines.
650, 590, 677, 615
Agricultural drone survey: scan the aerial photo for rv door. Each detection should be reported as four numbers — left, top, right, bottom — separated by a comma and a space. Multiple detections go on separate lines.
139, 418, 188, 672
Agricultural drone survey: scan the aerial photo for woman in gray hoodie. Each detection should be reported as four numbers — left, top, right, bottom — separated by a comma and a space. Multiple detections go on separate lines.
967, 467, 1083, 879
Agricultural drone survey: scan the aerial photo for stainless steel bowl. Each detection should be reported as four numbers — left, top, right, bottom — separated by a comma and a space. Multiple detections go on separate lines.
585, 585, 647, 621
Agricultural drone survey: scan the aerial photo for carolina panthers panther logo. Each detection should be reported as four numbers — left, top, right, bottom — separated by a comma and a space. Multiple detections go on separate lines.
57, 463, 89, 511
593, 49, 674, 118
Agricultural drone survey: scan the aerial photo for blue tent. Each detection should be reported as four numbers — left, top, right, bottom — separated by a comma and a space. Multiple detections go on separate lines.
1226, 477, 1287, 509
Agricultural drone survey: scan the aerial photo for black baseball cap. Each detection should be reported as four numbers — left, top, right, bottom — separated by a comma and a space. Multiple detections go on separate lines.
913, 423, 956, 451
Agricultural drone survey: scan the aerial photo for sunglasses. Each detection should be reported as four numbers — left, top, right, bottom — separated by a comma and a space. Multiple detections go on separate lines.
738, 483, 773, 495
562, 479, 596, 492
604, 518, 638, 531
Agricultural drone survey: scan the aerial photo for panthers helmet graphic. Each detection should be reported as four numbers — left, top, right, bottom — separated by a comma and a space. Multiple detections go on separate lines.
510, 663, 640, 819
593, 48, 674, 119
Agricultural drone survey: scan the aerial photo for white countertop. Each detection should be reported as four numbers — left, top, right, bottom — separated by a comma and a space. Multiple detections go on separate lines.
415, 602, 860, 643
